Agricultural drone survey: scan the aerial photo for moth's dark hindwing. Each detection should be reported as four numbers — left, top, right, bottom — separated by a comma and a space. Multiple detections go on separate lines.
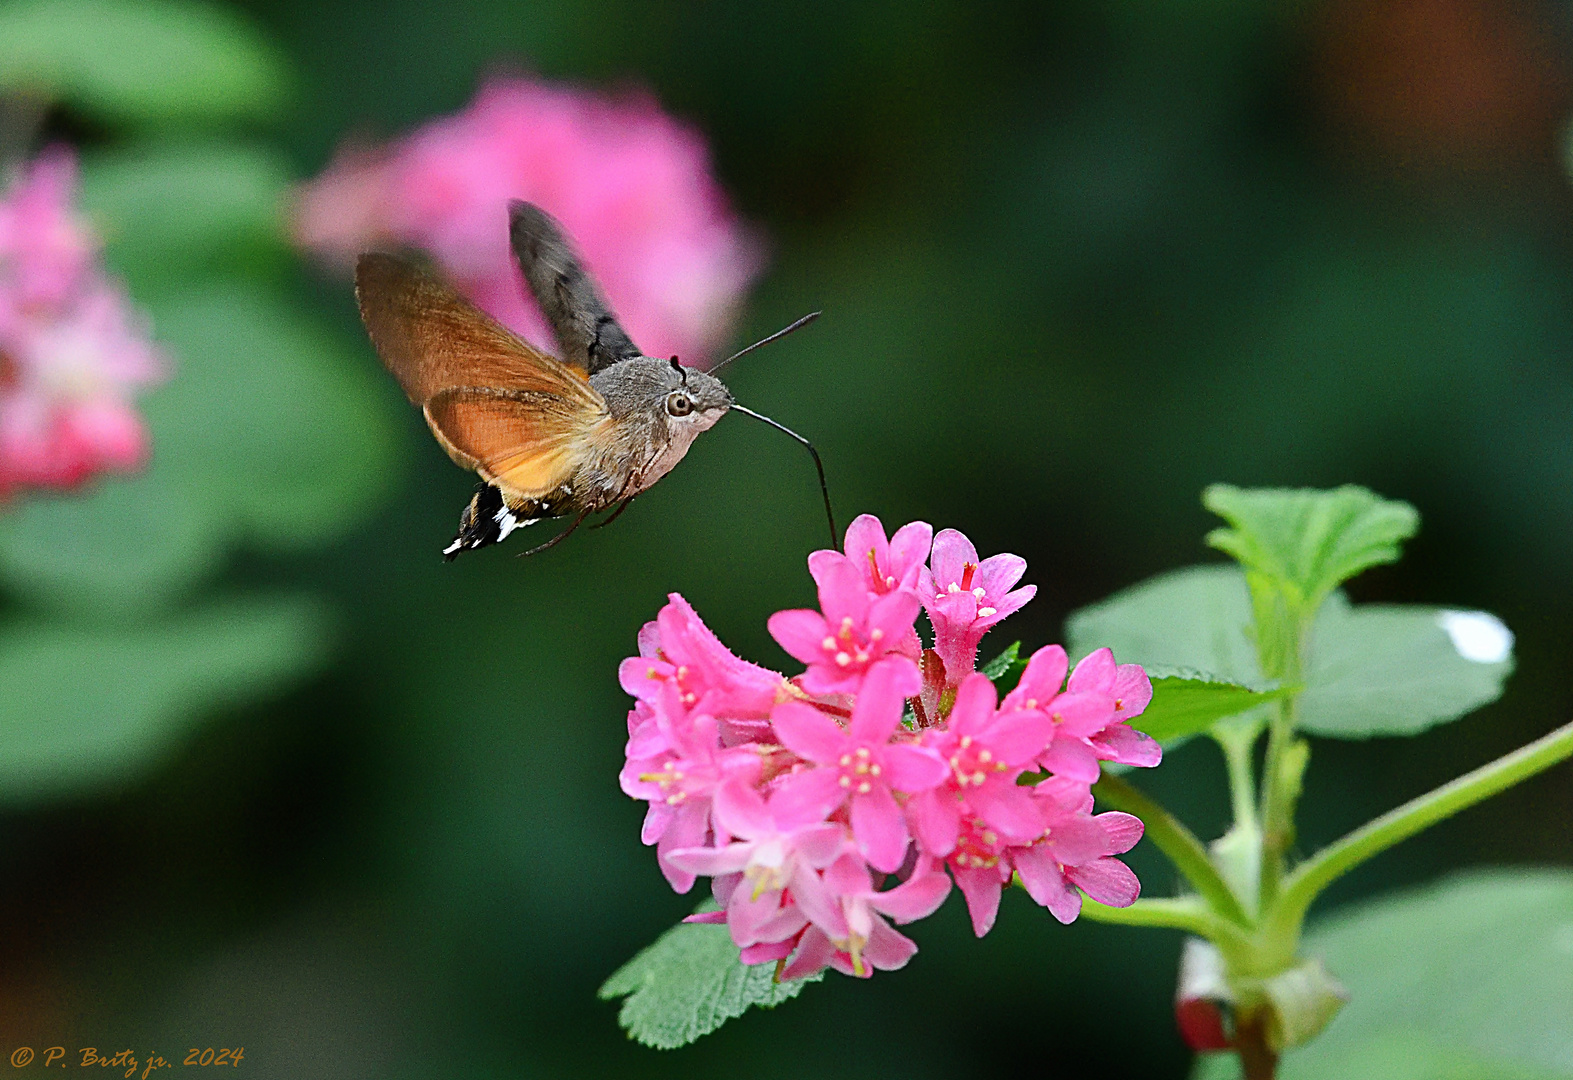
508, 201, 642, 375
443, 483, 549, 560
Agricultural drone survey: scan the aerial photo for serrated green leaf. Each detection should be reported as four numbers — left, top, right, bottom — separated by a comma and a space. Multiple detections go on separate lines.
0, 594, 331, 801
0, 0, 290, 126
80, 141, 293, 287
1203, 485, 1419, 611
0, 285, 400, 609
1137, 667, 1285, 743
599, 917, 820, 1049
1203, 485, 1418, 679
1066, 566, 1513, 739
980, 641, 1021, 681
1192, 870, 1573, 1080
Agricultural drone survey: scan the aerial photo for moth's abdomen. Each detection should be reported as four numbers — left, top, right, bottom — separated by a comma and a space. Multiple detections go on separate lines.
443, 484, 544, 560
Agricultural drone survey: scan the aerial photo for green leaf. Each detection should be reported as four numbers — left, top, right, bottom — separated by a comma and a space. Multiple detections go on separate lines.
0, 285, 400, 609
980, 641, 1022, 681
1066, 566, 1513, 740
0, 0, 290, 126
80, 141, 294, 287
1137, 667, 1285, 743
1204, 485, 1418, 678
1192, 869, 1573, 1079
1066, 565, 1260, 687
599, 916, 820, 1050
1297, 595, 1515, 738
1203, 485, 1419, 612
0, 594, 331, 801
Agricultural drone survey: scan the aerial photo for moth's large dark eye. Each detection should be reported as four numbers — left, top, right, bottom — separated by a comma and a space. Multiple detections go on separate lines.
666, 392, 693, 417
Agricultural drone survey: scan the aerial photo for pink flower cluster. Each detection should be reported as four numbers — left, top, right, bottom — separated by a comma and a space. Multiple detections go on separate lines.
0, 149, 165, 497
295, 75, 761, 366
620, 515, 1161, 980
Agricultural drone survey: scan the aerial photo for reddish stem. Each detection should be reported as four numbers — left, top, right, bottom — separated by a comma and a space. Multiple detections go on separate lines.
1233, 1011, 1278, 1080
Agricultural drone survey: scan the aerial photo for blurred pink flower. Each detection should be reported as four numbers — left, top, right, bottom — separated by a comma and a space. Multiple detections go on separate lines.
0, 149, 165, 498
294, 76, 762, 365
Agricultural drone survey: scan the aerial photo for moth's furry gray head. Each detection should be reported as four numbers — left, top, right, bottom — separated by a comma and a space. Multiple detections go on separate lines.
592, 356, 732, 422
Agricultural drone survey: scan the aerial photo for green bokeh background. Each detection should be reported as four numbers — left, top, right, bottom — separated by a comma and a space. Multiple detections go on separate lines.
1, 0, 1571, 1076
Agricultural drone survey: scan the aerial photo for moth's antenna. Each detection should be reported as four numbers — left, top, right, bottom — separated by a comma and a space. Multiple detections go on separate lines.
710, 311, 821, 375
730, 404, 838, 548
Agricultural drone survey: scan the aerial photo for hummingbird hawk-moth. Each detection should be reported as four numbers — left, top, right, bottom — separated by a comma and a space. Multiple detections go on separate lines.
355, 200, 833, 559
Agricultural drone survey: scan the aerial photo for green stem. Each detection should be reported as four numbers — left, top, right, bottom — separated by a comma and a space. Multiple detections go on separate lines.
1215, 723, 1261, 830
1267, 718, 1573, 939
1255, 694, 1299, 910
1080, 897, 1255, 955
1094, 773, 1252, 928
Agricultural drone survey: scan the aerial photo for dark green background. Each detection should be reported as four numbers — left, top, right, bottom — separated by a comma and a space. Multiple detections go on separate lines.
4, 0, 1572, 1075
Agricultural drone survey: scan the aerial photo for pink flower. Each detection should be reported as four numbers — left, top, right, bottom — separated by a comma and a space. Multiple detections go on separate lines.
946, 776, 1144, 935
0, 150, 165, 498
620, 682, 762, 892
666, 780, 845, 948
619, 593, 788, 730
1013, 777, 1145, 924
768, 556, 923, 696
295, 75, 761, 366
908, 672, 1052, 858
919, 529, 1036, 682
1003, 646, 1160, 780
769, 659, 946, 872
780, 851, 951, 980
834, 514, 933, 598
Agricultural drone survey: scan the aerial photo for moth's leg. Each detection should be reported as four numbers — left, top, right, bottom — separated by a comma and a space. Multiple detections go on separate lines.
517, 507, 593, 557
589, 496, 637, 530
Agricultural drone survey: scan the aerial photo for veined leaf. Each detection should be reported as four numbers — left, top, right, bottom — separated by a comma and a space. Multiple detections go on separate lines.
600, 915, 820, 1050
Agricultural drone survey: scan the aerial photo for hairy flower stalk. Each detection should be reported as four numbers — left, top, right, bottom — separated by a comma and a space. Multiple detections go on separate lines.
619, 514, 1160, 979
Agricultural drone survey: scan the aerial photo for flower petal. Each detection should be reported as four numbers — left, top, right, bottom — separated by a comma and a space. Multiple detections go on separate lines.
1040, 735, 1102, 783
1067, 647, 1116, 695
767, 608, 832, 667
1095, 810, 1145, 855
980, 709, 1055, 765
712, 779, 772, 839
863, 916, 919, 972
770, 766, 848, 823
770, 701, 848, 764
1004, 644, 1068, 711
780, 926, 835, 980
1068, 855, 1141, 908
952, 864, 1004, 937
870, 869, 951, 923
880, 742, 950, 793
928, 528, 979, 589
906, 787, 962, 857
847, 658, 919, 744
946, 672, 999, 735
1014, 844, 1082, 924
851, 784, 911, 873
1093, 722, 1162, 768
970, 781, 1047, 844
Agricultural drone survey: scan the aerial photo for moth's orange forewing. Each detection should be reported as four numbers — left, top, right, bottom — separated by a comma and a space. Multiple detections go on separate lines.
355, 253, 608, 503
